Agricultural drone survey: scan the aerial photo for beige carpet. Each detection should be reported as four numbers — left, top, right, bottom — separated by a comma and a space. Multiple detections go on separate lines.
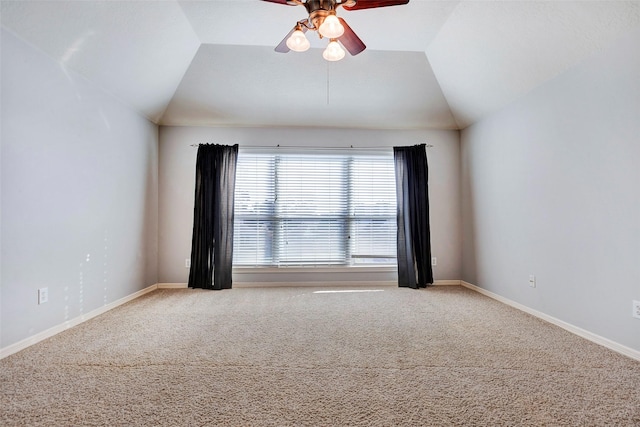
2, 285, 639, 426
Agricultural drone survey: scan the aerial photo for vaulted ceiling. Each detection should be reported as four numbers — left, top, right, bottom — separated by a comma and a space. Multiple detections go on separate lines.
2, 1, 639, 130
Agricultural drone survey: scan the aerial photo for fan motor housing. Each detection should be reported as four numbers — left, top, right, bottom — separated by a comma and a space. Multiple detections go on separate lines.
289, 0, 356, 5
304, 0, 337, 13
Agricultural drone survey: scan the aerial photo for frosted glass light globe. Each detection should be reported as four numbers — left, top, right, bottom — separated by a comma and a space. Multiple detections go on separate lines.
286, 30, 310, 52
319, 15, 344, 39
323, 40, 345, 61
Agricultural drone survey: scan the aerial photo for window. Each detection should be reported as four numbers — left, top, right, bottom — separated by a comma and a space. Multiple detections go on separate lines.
233, 151, 397, 267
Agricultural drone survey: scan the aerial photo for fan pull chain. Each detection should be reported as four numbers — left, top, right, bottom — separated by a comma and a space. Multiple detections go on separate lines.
326, 61, 330, 105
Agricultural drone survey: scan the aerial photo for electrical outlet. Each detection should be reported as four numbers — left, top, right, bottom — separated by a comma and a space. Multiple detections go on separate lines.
431, 257, 437, 266
38, 288, 49, 304
633, 300, 640, 319
528, 275, 536, 288
185, 258, 191, 268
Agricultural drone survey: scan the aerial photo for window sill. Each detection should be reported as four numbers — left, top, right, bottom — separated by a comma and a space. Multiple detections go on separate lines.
233, 266, 397, 274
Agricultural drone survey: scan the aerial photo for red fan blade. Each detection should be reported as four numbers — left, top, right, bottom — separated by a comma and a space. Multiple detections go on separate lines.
274, 25, 308, 53
261, 0, 296, 5
343, 0, 409, 11
337, 17, 366, 55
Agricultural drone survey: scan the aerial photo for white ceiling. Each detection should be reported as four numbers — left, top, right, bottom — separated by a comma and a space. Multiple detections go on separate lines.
2, 0, 639, 130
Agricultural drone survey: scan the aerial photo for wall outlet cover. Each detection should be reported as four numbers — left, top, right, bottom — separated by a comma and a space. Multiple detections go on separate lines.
633, 300, 640, 319
38, 287, 49, 304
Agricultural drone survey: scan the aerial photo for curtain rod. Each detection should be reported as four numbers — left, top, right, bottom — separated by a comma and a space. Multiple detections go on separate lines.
190, 144, 434, 149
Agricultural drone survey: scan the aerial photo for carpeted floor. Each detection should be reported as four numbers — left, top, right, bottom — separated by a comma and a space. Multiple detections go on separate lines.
1, 285, 639, 426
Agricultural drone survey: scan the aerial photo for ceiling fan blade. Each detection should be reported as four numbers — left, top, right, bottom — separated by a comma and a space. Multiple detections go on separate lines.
337, 17, 366, 55
343, 0, 409, 11
261, 0, 296, 5
274, 25, 308, 53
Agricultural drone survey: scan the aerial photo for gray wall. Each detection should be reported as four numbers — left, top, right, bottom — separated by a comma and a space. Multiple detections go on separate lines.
461, 28, 640, 352
1, 29, 159, 348
159, 126, 461, 284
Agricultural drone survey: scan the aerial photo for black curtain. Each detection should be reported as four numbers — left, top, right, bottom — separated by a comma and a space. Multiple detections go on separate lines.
393, 144, 433, 289
188, 144, 238, 290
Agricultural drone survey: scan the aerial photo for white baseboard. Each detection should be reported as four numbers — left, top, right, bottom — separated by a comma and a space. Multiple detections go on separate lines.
433, 280, 461, 286
13, 280, 629, 365
461, 281, 640, 362
0, 284, 158, 360
157, 283, 188, 289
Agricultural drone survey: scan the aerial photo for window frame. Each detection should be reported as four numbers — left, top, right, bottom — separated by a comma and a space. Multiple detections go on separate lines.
233, 148, 397, 268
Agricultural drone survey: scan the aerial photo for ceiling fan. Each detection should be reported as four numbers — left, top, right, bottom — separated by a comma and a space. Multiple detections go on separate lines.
262, 0, 410, 61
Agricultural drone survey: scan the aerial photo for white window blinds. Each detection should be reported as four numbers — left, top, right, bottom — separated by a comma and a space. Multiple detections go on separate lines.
233, 151, 397, 267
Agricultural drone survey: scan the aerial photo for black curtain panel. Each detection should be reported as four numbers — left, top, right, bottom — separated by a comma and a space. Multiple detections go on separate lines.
188, 144, 239, 290
393, 144, 433, 289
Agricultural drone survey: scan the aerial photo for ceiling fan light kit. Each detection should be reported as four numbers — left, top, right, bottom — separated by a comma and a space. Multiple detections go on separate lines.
318, 13, 345, 38
264, 0, 410, 61
286, 26, 311, 52
323, 39, 346, 61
